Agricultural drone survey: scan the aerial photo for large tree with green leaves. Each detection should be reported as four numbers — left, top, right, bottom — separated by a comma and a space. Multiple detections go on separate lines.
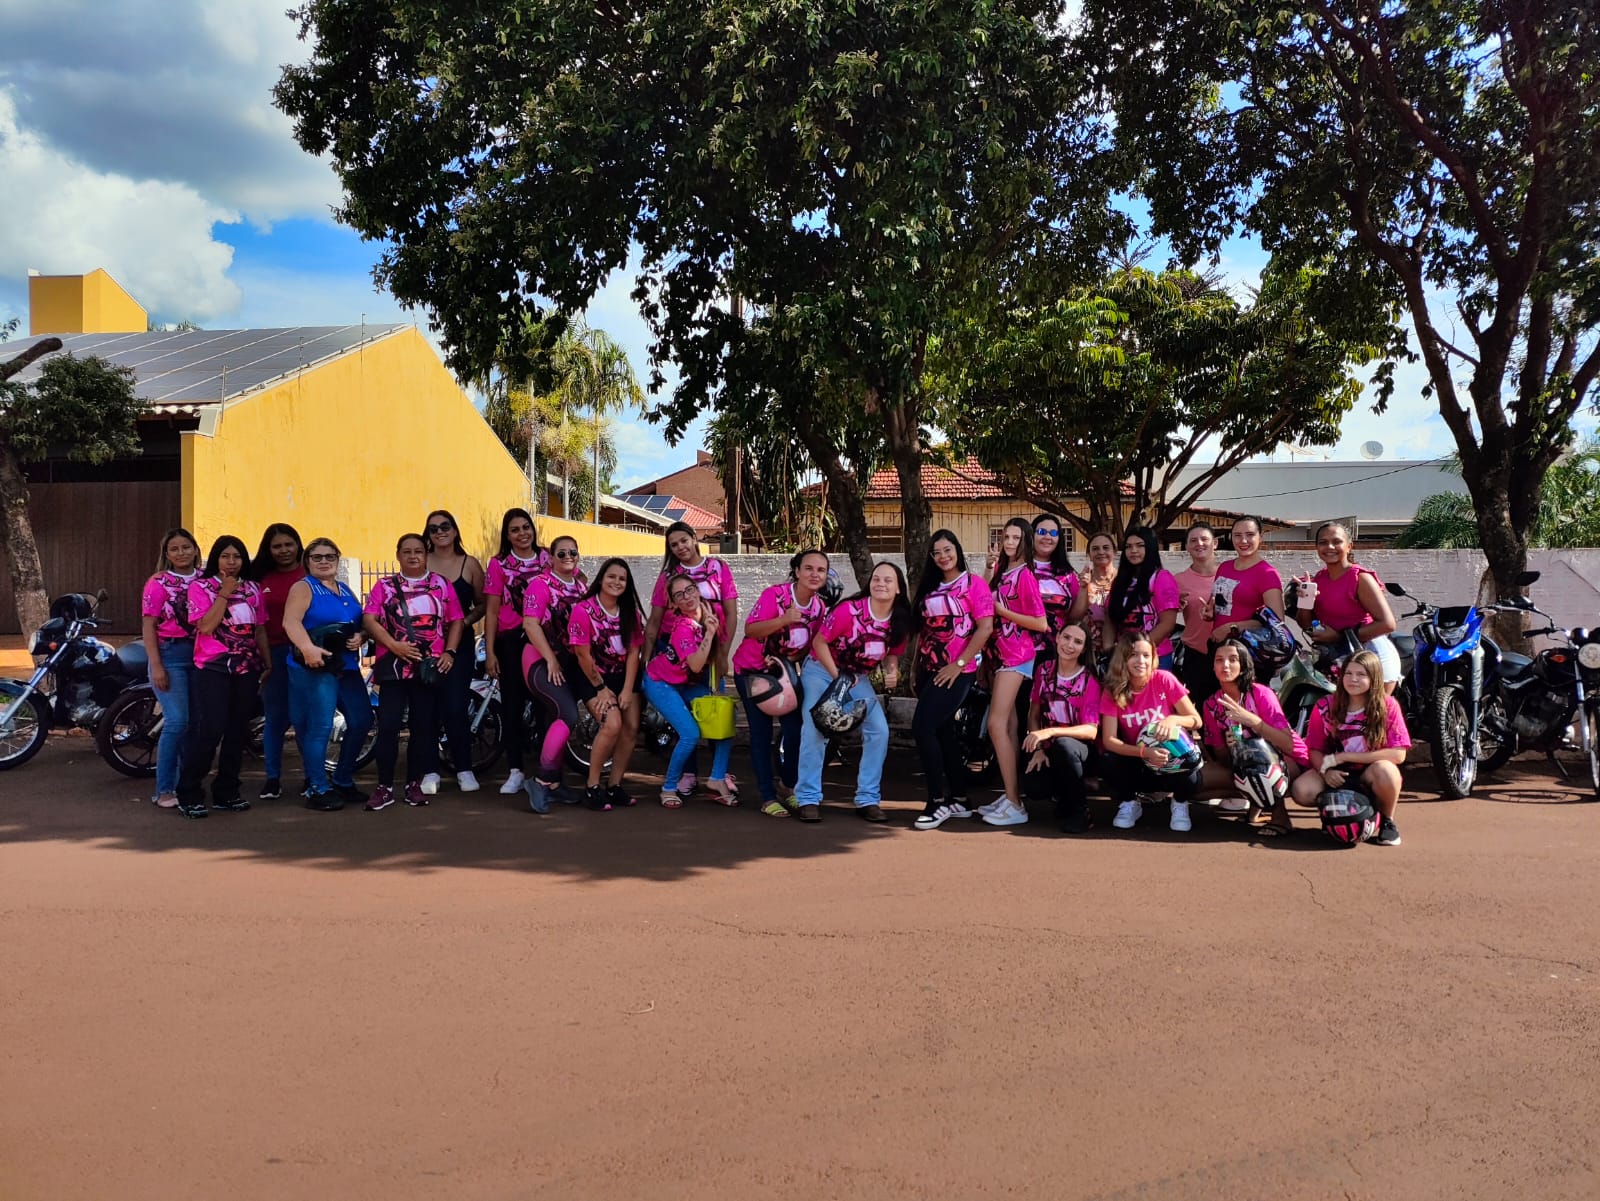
275, 0, 1122, 585
1077, 0, 1600, 597
1395, 437, 1600, 550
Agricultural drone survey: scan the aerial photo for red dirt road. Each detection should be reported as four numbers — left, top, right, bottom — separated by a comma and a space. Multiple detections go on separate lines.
3, 734, 1597, 1201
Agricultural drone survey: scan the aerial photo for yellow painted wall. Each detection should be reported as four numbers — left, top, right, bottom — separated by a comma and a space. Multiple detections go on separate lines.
181, 328, 670, 569
28, 269, 147, 335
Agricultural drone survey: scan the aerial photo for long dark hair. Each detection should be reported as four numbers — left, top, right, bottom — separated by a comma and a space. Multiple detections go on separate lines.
202, 535, 251, 579
425, 508, 467, 558
495, 507, 540, 560
1031, 511, 1074, 576
1212, 637, 1257, 693
1109, 526, 1163, 625
991, 516, 1034, 595
912, 528, 967, 628
250, 522, 303, 580
583, 556, 644, 646
155, 527, 198, 573
847, 560, 913, 649
661, 520, 702, 571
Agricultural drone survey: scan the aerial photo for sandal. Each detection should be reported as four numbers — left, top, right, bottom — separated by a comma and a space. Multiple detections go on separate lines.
705, 780, 740, 806
153, 792, 179, 809
759, 799, 791, 818
660, 790, 683, 810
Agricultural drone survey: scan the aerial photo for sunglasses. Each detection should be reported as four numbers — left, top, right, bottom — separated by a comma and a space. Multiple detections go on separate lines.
307, 552, 339, 563
426, 522, 453, 534
1034, 527, 1059, 537
554, 549, 580, 560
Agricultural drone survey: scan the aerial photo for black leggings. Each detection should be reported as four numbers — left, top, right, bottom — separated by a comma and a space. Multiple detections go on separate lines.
1180, 647, 1218, 705
494, 631, 532, 772
526, 656, 582, 780
913, 669, 974, 804
1101, 751, 1201, 803
1028, 736, 1097, 817
374, 677, 439, 786
176, 668, 259, 807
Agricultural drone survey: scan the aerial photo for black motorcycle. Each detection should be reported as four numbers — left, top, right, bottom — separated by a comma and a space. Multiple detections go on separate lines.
0, 592, 152, 772
1477, 574, 1600, 799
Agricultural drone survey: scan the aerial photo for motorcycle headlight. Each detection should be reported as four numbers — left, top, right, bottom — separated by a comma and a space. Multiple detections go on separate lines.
1578, 642, 1600, 671
1436, 624, 1471, 648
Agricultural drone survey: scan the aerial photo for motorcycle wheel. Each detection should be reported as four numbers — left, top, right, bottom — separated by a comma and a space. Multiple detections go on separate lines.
95, 688, 162, 778
1476, 694, 1515, 775
463, 699, 503, 774
324, 706, 381, 775
1428, 683, 1477, 799
1586, 707, 1600, 802
567, 706, 606, 772
0, 693, 50, 770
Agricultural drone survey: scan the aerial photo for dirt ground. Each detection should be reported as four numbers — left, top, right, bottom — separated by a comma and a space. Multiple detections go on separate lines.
2, 731, 1597, 1201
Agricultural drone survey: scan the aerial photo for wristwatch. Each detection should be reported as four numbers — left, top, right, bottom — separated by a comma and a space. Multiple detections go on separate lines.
957, 657, 969, 667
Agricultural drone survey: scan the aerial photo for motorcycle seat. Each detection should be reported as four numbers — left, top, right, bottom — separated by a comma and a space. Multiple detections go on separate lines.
1497, 650, 1534, 677
115, 642, 149, 674
1392, 633, 1415, 658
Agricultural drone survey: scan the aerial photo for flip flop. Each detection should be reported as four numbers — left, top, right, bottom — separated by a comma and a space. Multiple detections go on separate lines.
759, 800, 791, 818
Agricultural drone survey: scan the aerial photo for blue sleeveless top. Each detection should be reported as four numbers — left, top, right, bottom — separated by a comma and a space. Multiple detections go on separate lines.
292, 577, 365, 672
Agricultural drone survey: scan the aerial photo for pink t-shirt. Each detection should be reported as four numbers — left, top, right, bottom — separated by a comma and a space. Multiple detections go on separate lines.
646, 611, 709, 685
1311, 565, 1382, 631
732, 581, 828, 673
651, 557, 739, 643
1173, 567, 1217, 652
1031, 560, 1082, 644
522, 570, 588, 647
1201, 682, 1309, 764
1212, 559, 1284, 626
1098, 668, 1189, 743
993, 564, 1045, 668
363, 572, 465, 676
1307, 695, 1411, 754
142, 570, 198, 640
484, 551, 551, 633
187, 578, 267, 674
820, 598, 906, 674
568, 597, 645, 677
916, 571, 995, 674
1033, 666, 1102, 731
1111, 569, 1182, 658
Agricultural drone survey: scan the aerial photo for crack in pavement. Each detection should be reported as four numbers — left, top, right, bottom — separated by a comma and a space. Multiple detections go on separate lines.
1474, 940, 1590, 973
1297, 869, 1329, 913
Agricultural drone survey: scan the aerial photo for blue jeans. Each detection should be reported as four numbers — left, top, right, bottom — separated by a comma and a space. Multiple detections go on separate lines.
794, 659, 889, 808
289, 666, 375, 794
261, 643, 293, 779
152, 638, 194, 796
735, 671, 802, 802
641, 674, 732, 791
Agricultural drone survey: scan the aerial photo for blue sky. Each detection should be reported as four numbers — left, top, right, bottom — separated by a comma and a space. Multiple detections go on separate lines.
0, 0, 1477, 489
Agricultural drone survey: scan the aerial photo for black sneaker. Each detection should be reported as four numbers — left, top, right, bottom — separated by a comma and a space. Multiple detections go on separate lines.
606, 786, 637, 809
1056, 802, 1091, 835
1372, 816, 1402, 846
176, 800, 209, 819
584, 786, 613, 812
553, 782, 583, 805
332, 782, 369, 804
211, 797, 251, 812
259, 778, 283, 801
305, 792, 346, 812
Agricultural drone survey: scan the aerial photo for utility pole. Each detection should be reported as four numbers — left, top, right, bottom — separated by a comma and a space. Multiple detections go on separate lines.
726, 292, 745, 553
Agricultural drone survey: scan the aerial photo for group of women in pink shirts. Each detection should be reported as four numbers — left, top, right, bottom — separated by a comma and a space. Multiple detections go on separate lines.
140, 508, 1411, 844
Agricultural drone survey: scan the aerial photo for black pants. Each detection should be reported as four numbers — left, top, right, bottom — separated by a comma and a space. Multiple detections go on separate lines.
494, 631, 532, 772
437, 638, 475, 773
1180, 646, 1218, 704
1026, 736, 1097, 819
913, 669, 974, 804
526, 657, 582, 780
374, 677, 439, 786
1101, 751, 1201, 803
176, 668, 260, 807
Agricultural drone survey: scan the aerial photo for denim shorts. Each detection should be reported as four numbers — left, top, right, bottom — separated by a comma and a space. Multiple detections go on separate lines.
997, 658, 1036, 680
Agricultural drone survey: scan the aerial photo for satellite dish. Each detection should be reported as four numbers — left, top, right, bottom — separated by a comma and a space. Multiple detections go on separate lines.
1359, 441, 1384, 461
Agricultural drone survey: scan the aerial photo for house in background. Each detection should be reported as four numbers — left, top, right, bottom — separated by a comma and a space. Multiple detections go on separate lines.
1, 271, 668, 632
612, 492, 724, 542
621, 451, 725, 520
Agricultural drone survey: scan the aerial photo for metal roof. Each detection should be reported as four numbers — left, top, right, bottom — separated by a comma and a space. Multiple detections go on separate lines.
3, 324, 411, 410
1172, 460, 1468, 523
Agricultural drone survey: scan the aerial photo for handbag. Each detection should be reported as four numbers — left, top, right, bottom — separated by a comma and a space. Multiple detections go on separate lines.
383, 575, 442, 686
690, 663, 738, 740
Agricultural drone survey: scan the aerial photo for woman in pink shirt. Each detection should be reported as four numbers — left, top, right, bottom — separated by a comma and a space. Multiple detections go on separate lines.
1105, 527, 1181, 666
1200, 639, 1307, 834
1173, 523, 1219, 701
642, 575, 737, 808
1028, 512, 1082, 652
1024, 621, 1102, 834
1098, 631, 1203, 832
140, 527, 201, 809
1208, 516, 1285, 645
566, 558, 647, 810
518, 534, 589, 812
977, 517, 1048, 829
1293, 520, 1401, 689
1078, 531, 1117, 650
483, 508, 548, 795
644, 521, 740, 678
1291, 649, 1410, 846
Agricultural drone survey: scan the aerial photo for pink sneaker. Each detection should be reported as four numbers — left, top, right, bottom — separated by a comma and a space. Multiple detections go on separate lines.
405, 780, 428, 806
365, 785, 396, 811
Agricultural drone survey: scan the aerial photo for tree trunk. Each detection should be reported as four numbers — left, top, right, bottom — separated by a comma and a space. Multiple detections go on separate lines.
0, 444, 49, 638
796, 426, 873, 589
883, 400, 933, 590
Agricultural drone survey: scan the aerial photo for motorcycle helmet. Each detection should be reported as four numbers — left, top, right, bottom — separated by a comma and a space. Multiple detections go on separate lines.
1136, 725, 1202, 775
49, 593, 96, 622
822, 568, 844, 609
1317, 788, 1379, 846
745, 657, 800, 717
1230, 734, 1289, 809
810, 670, 869, 734
298, 621, 359, 670
1239, 622, 1295, 676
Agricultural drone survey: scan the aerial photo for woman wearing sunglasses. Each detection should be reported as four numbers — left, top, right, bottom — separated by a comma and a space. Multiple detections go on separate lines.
520, 535, 589, 812
1028, 513, 1082, 655
426, 509, 486, 793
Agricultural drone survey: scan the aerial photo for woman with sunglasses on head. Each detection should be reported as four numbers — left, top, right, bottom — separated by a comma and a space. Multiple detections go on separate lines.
1024, 621, 1101, 834
1098, 631, 1203, 833
425, 509, 486, 793
483, 508, 548, 796
1200, 638, 1306, 835
173, 535, 271, 820
1105, 526, 1181, 669
519, 535, 589, 813
282, 538, 373, 810
974, 517, 1048, 828
249, 523, 305, 802
566, 558, 647, 811
1207, 516, 1284, 646
140, 527, 201, 809
1292, 520, 1401, 693
1078, 532, 1118, 650
794, 562, 910, 823
361, 533, 465, 811
1173, 523, 1220, 702
910, 530, 995, 830
733, 549, 831, 817
642, 575, 739, 809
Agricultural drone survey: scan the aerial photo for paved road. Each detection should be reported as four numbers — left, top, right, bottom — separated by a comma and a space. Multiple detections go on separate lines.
3, 733, 1597, 1200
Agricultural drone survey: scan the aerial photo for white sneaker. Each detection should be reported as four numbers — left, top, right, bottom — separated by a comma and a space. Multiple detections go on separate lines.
456, 771, 480, 793
1218, 796, 1251, 813
982, 798, 1029, 827
1169, 800, 1193, 832
914, 801, 973, 830
1113, 799, 1143, 829
419, 772, 440, 796
976, 796, 1009, 817
499, 769, 526, 795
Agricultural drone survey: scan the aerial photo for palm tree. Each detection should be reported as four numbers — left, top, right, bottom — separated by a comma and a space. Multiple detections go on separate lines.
1394, 437, 1600, 550
1391, 491, 1481, 549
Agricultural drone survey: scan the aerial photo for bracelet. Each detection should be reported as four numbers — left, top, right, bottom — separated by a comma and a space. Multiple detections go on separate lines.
441, 648, 457, 658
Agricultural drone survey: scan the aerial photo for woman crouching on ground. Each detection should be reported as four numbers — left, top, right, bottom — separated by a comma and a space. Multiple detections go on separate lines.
1292, 649, 1409, 846
566, 558, 646, 812
1200, 638, 1306, 835
1098, 632, 1203, 833
1023, 621, 1101, 834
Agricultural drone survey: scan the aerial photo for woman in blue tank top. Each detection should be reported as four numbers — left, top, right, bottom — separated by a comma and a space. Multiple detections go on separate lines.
282, 537, 374, 809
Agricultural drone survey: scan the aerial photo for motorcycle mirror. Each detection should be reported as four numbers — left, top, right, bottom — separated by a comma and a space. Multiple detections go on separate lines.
1385, 581, 1407, 597
1516, 570, 1540, 586
95, 588, 109, 604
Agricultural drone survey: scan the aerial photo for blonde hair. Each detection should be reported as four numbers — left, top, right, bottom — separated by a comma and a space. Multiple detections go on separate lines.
1104, 632, 1156, 709
1328, 649, 1389, 751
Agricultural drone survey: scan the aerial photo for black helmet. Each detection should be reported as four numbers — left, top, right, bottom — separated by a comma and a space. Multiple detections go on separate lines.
299, 621, 359, 670
822, 567, 844, 609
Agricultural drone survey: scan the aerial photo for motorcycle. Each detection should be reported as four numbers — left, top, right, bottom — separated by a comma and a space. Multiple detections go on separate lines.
566, 694, 675, 771
1476, 574, 1600, 799
1, 591, 152, 772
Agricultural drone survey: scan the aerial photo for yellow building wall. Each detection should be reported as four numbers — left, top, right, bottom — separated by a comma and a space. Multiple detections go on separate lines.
28, 269, 147, 335
181, 328, 669, 568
